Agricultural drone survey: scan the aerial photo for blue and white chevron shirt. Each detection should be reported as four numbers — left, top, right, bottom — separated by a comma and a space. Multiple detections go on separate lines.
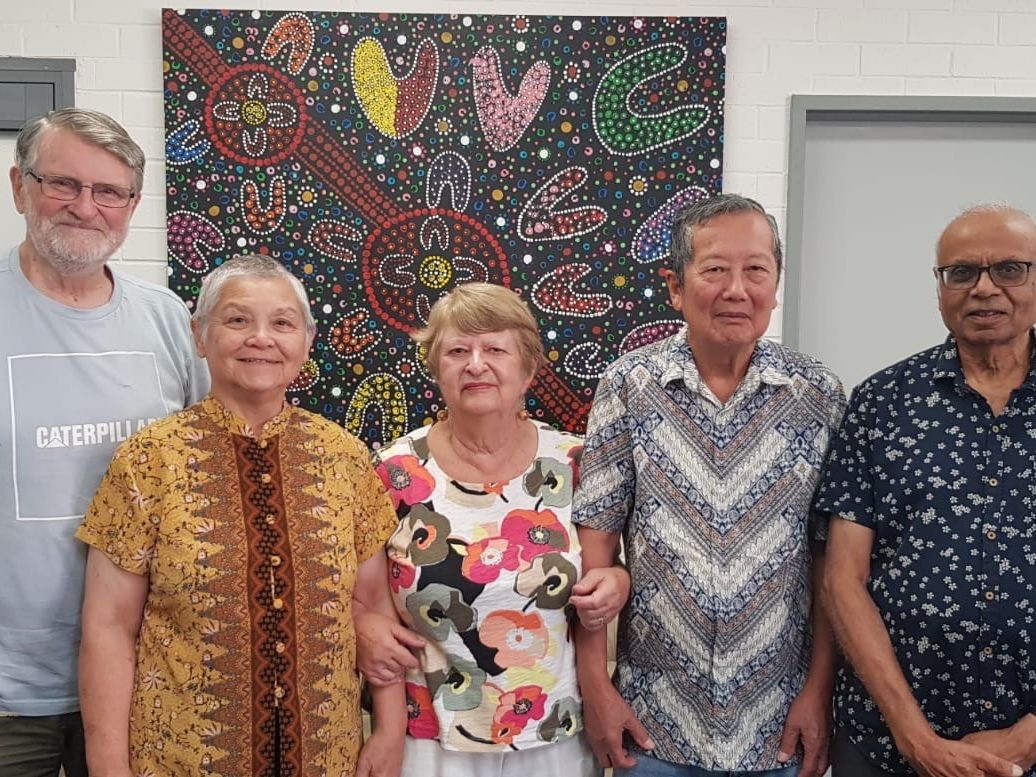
573, 328, 846, 770
813, 336, 1036, 775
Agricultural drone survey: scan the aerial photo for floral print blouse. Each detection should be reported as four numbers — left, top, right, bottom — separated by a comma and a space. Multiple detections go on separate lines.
374, 422, 584, 752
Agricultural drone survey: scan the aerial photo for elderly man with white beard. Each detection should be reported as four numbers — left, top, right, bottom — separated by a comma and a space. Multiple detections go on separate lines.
0, 108, 207, 777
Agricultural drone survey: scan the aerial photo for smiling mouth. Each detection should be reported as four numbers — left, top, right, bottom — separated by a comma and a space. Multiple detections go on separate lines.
239, 358, 280, 364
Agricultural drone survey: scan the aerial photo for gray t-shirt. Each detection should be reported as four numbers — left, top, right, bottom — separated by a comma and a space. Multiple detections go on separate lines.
0, 245, 209, 716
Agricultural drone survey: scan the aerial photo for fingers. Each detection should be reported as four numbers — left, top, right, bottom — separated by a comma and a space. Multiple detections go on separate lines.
568, 593, 591, 612
362, 643, 417, 684
570, 577, 595, 596
570, 587, 620, 629
362, 670, 402, 687
602, 733, 637, 770
392, 625, 427, 650
625, 711, 655, 752
388, 642, 421, 671
816, 746, 831, 777
776, 718, 801, 765
798, 735, 823, 777
975, 752, 1023, 777
573, 567, 607, 593
574, 609, 609, 631
587, 740, 612, 770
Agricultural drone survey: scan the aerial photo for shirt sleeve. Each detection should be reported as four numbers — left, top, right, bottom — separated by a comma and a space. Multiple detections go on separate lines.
571, 367, 634, 534
76, 439, 162, 575
810, 372, 849, 542
811, 376, 881, 529
343, 437, 399, 564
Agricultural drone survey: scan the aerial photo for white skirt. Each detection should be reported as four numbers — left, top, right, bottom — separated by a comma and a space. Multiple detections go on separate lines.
401, 734, 601, 777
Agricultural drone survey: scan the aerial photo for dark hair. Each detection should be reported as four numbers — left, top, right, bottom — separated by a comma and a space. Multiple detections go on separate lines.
668, 194, 783, 282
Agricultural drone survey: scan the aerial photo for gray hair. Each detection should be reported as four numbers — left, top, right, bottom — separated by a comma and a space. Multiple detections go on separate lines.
668, 194, 783, 282
15, 108, 146, 193
193, 254, 317, 335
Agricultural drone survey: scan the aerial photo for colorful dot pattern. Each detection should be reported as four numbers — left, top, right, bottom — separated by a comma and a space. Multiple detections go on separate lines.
162, 9, 726, 445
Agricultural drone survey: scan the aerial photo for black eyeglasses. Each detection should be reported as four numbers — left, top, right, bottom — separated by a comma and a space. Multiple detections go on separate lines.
934, 260, 1034, 290
25, 170, 136, 209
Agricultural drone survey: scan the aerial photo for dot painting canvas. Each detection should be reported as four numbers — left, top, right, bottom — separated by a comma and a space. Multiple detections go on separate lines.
162, 9, 726, 445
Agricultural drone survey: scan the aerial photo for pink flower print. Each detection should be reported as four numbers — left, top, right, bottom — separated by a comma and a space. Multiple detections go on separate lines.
377, 454, 436, 510
479, 610, 548, 668
461, 536, 521, 584
500, 508, 569, 561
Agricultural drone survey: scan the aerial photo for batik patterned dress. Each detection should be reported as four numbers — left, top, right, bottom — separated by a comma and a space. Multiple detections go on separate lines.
77, 396, 398, 777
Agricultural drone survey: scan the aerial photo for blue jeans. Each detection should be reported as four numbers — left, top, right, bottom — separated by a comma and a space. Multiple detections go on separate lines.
616, 754, 800, 777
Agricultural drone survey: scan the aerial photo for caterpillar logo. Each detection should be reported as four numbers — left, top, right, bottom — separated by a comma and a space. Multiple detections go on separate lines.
35, 418, 159, 449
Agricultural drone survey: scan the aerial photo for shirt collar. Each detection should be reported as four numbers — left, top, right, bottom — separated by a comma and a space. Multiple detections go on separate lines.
661, 327, 794, 396
933, 332, 1036, 390
198, 394, 293, 440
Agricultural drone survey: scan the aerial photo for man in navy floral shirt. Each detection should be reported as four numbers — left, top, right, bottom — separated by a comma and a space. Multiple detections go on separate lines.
815, 205, 1036, 777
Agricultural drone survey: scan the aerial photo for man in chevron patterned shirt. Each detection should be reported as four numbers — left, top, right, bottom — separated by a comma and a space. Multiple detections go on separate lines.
573, 194, 846, 777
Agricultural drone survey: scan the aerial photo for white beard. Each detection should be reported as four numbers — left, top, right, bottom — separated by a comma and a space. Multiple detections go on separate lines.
23, 195, 127, 275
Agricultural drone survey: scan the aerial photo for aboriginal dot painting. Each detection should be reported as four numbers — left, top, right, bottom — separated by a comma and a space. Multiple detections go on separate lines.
162, 9, 726, 445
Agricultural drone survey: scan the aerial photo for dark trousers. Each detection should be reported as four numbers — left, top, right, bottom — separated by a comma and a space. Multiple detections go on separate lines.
0, 711, 88, 777
831, 728, 910, 777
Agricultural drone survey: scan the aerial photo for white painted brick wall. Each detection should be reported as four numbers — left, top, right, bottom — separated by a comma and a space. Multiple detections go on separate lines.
908, 11, 995, 43
0, 0, 1034, 331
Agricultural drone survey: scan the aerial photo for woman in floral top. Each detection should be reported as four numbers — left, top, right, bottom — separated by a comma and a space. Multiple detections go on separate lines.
360, 283, 629, 777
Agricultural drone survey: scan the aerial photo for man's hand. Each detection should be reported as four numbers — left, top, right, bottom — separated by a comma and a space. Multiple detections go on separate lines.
962, 717, 1036, 772
777, 683, 832, 777
355, 728, 405, 777
355, 608, 425, 686
900, 732, 1022, 777
569, 566, 630, 631
581, 680, 654, 769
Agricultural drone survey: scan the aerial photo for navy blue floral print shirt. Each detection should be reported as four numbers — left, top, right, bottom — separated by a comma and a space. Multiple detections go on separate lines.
813, 336, 1036, 773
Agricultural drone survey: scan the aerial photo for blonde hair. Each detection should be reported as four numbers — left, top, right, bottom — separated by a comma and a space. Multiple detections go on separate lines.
413, 283, 545, 378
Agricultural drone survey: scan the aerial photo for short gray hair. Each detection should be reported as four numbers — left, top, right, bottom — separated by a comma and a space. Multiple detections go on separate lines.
193, 254, 316, 335
15, 108, 146, 193
668, 194, 783, 282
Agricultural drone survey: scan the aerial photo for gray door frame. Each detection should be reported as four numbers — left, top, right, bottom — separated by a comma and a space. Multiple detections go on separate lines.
783, 94, 1036, 350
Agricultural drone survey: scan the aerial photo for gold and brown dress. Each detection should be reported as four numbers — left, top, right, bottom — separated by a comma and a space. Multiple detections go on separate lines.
77, 396, 397, 777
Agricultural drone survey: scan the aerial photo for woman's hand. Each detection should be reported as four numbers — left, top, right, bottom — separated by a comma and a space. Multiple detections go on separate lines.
355, 608, 425, 685
569, 565, 630, 631
355, 727, 406, 777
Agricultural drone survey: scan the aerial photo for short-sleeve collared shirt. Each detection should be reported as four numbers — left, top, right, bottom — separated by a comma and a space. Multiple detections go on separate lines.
77, 397, 398, 777
813, 336, 1036, 774
572, 329, 846, 770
